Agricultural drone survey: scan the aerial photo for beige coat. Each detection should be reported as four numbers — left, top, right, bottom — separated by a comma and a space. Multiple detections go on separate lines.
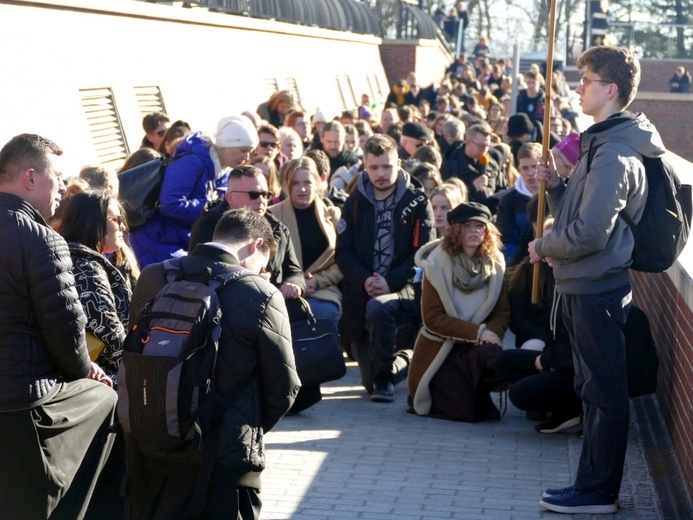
269, 198, 343, 312
408, 239, 510, 415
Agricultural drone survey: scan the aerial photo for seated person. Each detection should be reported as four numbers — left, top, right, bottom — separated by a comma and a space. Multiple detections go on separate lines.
408, 202, 510, 422
336, 135, 435, 403
496, 142, 542, 263
429, 182, 467, 238
189, 165, 305, 299
495, 218, 582, 434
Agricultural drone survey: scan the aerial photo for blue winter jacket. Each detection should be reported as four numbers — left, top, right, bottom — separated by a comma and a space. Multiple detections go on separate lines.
129, 132, 223, 268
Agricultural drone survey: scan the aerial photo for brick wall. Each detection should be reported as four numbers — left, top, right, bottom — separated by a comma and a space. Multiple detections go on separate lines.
632, 271, 693, 500
629, 94, 693, 163
380, 39, 454, 93
639, 59, 693, 93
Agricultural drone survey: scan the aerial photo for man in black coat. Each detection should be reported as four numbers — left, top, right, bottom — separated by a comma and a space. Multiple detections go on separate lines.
336, 135, 435, 403
0, 134, 117, 517
190, 165, 305, 300
128, 208, 300, 518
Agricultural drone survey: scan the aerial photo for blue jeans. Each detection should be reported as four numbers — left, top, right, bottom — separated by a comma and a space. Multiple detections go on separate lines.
562, 284, 631, 498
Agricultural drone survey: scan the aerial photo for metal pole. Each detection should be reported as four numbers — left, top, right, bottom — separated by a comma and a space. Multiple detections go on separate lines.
532, 0, 558, 304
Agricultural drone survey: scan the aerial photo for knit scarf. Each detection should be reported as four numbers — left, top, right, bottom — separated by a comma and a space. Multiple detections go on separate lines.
452, 253, 493, 293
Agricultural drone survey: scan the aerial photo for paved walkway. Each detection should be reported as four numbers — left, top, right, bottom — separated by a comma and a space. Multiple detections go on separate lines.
261, 357, 662, 519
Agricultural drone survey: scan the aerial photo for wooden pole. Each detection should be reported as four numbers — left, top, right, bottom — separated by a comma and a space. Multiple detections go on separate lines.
531, 0, 558, 304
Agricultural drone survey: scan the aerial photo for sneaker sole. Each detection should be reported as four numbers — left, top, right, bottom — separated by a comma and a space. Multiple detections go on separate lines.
539, 499, 617, 514
537, 416, 582, 434
371, 395, 394, 403
541, 491, 621, 508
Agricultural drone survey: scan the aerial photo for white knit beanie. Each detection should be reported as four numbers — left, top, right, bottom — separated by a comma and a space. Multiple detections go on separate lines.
215, 115, 259, 148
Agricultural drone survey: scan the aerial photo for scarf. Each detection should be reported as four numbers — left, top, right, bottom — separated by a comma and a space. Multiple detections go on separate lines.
452, 253, 493, 293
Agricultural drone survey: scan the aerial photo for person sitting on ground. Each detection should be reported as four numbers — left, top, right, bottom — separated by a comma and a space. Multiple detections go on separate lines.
429, 182, 467, 238
257, 90, 296, 128
409, 162, 442, 197
398, 121, 434, 161
270, 157, 343, 413
408, 202, 510, 422
336, 134, 435, 403
140, 111, 170, 150
59, 191, 131, 384
496, 142, 542, 263
320, 121, 361, 190
250, 155, 282, 205
305, 148, 348, 209
278, 127, 303, 162
189, 165, 305, 300
129, 115, 258, 268
495, 217, 582, 434
440, 121, 502, 213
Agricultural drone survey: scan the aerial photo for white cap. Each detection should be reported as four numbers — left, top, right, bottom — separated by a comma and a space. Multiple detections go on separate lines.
215, 115, 259, 148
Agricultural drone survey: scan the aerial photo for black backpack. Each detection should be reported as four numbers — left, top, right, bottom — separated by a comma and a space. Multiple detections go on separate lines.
117, 259, 250, 462
587, 146, 692, 272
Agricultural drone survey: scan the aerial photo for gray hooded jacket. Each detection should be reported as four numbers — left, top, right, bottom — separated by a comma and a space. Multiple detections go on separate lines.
535, 112, 665, 294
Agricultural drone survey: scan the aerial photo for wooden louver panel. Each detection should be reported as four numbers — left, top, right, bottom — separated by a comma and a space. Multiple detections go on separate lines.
79, 87, 129, 166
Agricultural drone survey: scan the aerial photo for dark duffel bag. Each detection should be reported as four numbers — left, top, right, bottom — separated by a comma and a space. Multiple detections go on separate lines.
288, 298, 346, 386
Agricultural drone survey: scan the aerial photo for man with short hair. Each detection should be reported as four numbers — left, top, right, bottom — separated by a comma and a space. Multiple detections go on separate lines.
496, 142, 542, 263
530, 46, 664, 514
320, 120, 360, 175
190, 165, 305, 299
0, 134, 118, 517
128, 208, 300, 519
254, 124, 280, 161
141, 111, 170, 149
336, 134, 435, 402
440, 121, 501, 212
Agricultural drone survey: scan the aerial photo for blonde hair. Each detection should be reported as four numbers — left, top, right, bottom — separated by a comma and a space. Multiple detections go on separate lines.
430, 183, 466, 210
282, 157, 323, 200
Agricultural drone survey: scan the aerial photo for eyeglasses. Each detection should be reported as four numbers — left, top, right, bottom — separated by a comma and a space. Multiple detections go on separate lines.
230, 190, 271, 200
109, 215, 125, 226
579, 77, 612, 88
259, 141, 278, 149
468, 140, 489, 149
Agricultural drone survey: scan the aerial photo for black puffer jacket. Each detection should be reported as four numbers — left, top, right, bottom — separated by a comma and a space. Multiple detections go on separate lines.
69, 243, 131, 377
0, 193, 91, 412
130, 244, 300, 487
189, 199, 305, 292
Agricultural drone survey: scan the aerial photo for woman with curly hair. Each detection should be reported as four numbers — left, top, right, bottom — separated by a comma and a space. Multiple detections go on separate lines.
408, 202, 510, 422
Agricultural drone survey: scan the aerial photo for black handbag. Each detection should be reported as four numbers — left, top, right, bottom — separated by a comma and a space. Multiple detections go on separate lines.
289, 298, 346, 386
118, 157, 168, 229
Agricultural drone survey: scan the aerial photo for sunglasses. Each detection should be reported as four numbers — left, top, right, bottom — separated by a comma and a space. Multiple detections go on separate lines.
230, 190, 271, 200
259, 141, 278, 149
109, 215, 125, 226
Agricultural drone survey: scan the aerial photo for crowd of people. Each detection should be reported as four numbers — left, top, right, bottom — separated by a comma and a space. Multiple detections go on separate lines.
0, 41, 664, 518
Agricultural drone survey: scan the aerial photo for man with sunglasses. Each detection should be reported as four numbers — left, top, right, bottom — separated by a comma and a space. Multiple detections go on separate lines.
140, 111, 170, 150
529, 46, 664, 514
190, 165, 305, 300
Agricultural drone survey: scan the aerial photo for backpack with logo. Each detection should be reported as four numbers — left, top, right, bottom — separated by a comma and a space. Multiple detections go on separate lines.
117, 259, 250, 463
586, 146, 692, 272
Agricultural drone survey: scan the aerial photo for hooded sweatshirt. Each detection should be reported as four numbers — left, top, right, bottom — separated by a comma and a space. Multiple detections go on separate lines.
535, 111, 665, 294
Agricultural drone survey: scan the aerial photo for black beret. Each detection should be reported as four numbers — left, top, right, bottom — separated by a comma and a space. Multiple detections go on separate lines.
447, 202, 492, 225
402, 121, 432, 141
506, 113, 535, 138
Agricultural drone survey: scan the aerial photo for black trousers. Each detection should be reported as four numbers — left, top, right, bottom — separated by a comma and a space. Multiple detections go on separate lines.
0, 379, 118, 520
495, 349, 581, 417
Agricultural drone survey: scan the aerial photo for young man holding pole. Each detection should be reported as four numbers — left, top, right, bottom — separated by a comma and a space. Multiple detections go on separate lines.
528, 46, 665, 514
